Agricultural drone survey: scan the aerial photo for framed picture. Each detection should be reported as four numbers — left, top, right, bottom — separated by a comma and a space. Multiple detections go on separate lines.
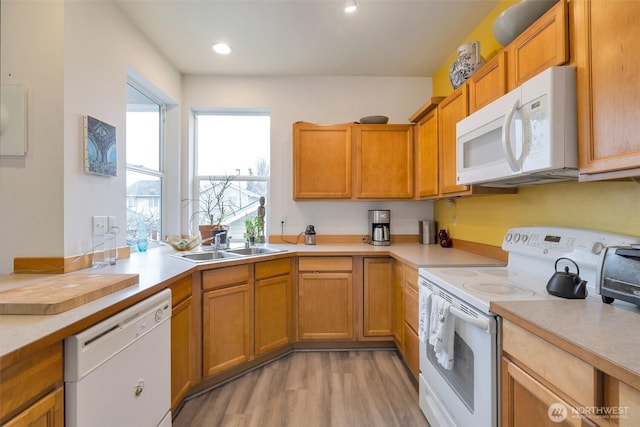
84, 115, 116, 176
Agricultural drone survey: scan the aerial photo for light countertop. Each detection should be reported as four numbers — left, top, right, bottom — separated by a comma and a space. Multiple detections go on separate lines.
0, 243, 502, 358
491, 298, 640, 390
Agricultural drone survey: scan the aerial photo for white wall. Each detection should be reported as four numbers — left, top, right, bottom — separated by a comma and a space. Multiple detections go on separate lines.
182, 76, 435, 238
0, 0, 181, 273
1, 0, 65, 273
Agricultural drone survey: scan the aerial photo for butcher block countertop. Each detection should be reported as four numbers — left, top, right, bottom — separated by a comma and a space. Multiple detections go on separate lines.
491, 298, 640, 390
0, 243, 503, 359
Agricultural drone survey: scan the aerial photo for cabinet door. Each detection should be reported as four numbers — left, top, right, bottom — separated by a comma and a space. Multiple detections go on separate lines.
255, 274, 291, 355
574, 0, 640, 178
3, 387, 63, 427
354, 125, 414, 199
298, 272, 353, 340
171, 296, 193, 411
438, 84, 470, 195
363, 258, 393, 337
502, 357, 592, 427
507, 0, 568, 90
203, 284, 252, 377
293, 122, 352, 199
415, 109, 439, 198
469, 51, 507, 113
392, 260, 404, 349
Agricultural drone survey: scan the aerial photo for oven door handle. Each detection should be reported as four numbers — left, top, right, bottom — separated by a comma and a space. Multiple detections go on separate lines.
449, 306, 495, 335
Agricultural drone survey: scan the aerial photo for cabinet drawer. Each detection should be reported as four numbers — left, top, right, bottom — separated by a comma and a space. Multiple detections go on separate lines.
298, 257, 352, 272
169, 275, 192, 307
403, 323, 420, 377
255, 258, 291, 280
404, 265, 418, 289
404, 282, 419, 333
502, 320, 595, 407
202, 265, 251, 290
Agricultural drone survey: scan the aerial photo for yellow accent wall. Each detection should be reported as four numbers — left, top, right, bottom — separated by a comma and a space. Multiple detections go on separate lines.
432, 0, 640, 243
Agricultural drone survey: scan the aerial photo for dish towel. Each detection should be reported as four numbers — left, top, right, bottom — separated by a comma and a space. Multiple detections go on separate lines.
428, 294, 455, 370
418, 285, 432, 342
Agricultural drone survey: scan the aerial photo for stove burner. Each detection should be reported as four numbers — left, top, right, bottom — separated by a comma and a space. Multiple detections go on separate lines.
441, 269, 479, 277
484, 269, 509, 278
463, 282, 535, 297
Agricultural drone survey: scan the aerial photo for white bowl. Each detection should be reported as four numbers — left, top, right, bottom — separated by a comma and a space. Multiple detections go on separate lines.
493, 0, 556, 47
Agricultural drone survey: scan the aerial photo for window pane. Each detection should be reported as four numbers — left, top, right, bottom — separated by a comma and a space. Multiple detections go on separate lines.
196, 114, 270, 176
126, 84, 160, 171
126, 171, 161, 242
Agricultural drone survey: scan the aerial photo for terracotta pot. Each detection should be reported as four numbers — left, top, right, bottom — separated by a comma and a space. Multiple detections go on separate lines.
199, 225, 216, 245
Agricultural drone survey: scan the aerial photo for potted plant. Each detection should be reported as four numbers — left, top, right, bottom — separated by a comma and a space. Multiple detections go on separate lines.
243, 215, 257, 244
185, 175, 236, 245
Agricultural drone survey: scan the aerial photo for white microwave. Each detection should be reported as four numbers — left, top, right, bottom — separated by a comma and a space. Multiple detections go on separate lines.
456, 66, 578, 188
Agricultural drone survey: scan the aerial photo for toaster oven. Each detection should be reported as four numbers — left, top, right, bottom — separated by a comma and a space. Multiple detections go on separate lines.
597, 246, 640, 306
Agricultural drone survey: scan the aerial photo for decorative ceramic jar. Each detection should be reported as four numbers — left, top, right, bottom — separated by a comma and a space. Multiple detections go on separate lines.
449, 41, 486, 90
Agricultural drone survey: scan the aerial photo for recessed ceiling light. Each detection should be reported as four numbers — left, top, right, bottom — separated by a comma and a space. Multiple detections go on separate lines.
344, 0, 357, 13
212, 43, 231, 55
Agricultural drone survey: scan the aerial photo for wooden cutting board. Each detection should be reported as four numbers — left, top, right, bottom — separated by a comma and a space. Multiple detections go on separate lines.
0, 273, 139, 315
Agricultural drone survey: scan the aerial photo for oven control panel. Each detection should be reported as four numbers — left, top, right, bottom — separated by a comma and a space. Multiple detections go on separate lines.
503, 227, 640, 260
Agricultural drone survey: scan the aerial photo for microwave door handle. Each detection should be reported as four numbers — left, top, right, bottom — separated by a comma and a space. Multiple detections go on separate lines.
502, 99, 521, 172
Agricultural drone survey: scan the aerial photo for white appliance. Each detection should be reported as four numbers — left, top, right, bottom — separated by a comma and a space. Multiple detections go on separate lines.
65, 289, 172, 427
456, 66, 577, 188
418, 227, 640, 427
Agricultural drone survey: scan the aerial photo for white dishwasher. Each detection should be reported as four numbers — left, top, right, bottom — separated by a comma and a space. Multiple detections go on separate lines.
64, 289, 172, 427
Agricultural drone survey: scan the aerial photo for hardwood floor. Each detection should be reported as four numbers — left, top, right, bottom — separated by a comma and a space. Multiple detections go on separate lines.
173, 350, 430, 427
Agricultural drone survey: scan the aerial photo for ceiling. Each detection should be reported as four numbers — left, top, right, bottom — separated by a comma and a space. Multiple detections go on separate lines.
115, 0, 499, 77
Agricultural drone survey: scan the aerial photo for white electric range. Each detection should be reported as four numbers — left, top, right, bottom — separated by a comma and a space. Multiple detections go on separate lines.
417, 226, 640, 427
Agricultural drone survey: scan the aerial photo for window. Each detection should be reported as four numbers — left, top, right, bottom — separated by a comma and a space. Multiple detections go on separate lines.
126, 83, 164, 248
193, 111, 270, 241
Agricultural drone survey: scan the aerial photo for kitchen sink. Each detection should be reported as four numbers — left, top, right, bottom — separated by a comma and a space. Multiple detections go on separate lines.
224, 247, 285, 256
170, 246, 286, 263
171, 251, 242, 262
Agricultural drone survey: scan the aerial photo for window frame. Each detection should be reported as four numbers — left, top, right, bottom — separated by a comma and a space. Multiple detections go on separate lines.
126, 81, 166, 244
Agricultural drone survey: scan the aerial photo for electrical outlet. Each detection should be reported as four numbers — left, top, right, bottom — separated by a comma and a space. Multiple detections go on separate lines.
92, 216, 108, 234
107, 216, 117, 231
280, 216, 286, 225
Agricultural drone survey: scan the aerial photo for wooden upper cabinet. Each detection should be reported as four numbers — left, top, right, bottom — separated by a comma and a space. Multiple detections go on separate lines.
468, 51, 507, 113
507, 0, 568, 90
354, 124, 414, 199
293, 122, 352, 199
414, 102, 440, 198
573, 0, 640, 180
438, 84, 470, 195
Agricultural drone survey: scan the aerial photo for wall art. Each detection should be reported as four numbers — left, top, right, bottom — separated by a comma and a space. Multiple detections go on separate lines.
84, 115, 116, 176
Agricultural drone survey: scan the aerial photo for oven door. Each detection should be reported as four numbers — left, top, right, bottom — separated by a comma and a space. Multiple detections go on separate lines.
419, 280, 497, 427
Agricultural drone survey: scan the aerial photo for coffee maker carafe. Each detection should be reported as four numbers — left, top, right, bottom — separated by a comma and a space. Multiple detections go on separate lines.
368, 210, 391, 246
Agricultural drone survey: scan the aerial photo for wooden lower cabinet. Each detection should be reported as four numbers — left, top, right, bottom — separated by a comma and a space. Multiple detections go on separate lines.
499, 319, 633, 427
402, 265, 420, 377
3, 387, 63, 427
0, 342, 63, 426
391, 260, 404, 349
363, 257, 393, 337
171, 295, 193, 411
202, 265, 253, 377
255, 259, 292, 355
298, 257, 353, 340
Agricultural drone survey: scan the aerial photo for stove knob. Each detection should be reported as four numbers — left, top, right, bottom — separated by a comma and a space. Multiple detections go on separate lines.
513, 233, 521, 242
505, 233, 513, 242
521, 234, 529, 243
592, 241, 605, 254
